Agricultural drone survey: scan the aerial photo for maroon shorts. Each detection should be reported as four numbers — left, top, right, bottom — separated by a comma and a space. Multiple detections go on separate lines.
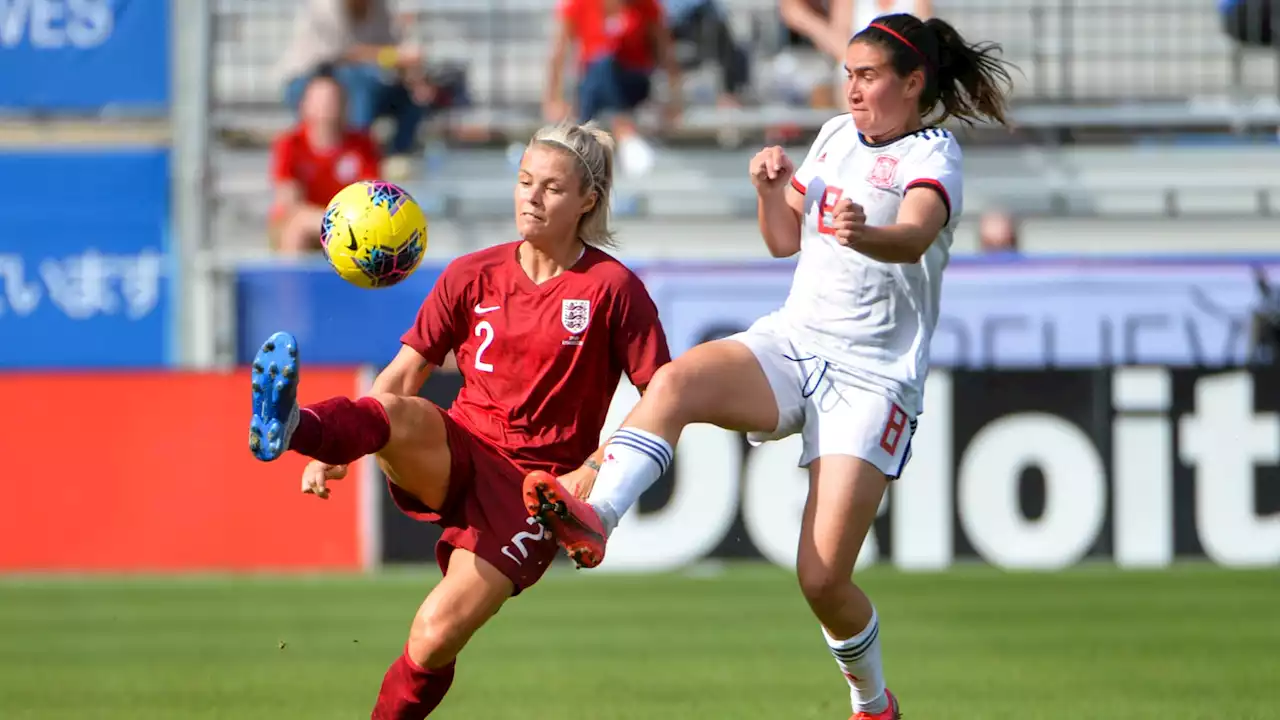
385, 410, 558, 594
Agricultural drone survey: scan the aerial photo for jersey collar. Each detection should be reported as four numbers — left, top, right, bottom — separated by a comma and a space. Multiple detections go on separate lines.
858, 126, 935, 149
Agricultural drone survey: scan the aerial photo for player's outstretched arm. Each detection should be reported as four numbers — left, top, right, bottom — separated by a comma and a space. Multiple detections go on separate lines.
370, 345, 435, 398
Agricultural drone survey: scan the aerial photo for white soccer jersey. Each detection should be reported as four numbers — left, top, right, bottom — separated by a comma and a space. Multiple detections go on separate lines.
780, 113, 964, 416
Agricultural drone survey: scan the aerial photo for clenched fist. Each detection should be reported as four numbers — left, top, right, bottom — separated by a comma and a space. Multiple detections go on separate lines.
828, 198, 866, 247
749, 146, 795, 195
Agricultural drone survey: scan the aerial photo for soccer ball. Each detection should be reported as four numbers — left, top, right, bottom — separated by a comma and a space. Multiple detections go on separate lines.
320, 180, 428, 289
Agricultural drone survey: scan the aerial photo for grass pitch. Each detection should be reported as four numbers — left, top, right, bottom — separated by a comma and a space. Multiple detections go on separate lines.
1, 563, 1277, 719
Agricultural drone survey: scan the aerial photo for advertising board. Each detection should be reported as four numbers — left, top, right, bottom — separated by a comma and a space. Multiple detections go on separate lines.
379, 367, 1280, 571
0, 0, 170, 112
0, 150, 171, 368
0, 370, 367, 572
235, 258, 1280, 369
641, 260, 1280, 368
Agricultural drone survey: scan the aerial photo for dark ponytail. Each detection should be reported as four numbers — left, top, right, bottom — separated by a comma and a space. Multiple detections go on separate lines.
854, 14, 1015, 127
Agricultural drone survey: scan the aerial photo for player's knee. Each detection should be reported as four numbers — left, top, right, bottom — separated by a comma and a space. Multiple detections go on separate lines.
368, 392, 431, 448
644, 361, 701, 419
797, 563, 850, 612
406, 615, 467, 669
368, 392, 405, 421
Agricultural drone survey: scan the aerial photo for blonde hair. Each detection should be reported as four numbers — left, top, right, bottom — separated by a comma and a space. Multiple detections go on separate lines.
529, 121, 617, 248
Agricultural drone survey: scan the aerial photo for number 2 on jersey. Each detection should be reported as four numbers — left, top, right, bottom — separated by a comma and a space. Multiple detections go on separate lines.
817, 186, 844, 236
474, 321, 495, 372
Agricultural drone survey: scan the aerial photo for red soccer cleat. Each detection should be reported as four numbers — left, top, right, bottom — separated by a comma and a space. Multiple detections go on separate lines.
523, 470, 608, 569
850, 689, 901, 720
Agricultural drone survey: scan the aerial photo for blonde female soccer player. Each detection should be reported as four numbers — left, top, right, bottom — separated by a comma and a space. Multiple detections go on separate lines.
248, 121, 670, 719
526, 13, 1014, 720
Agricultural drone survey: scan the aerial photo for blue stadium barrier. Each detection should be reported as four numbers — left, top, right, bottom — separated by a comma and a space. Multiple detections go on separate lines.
233, 254, 1280, 369
235, 259, 445, 366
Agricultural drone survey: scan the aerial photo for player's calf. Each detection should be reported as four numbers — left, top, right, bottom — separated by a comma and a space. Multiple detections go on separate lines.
799, 556, 891, 717
371, 647, 455, 720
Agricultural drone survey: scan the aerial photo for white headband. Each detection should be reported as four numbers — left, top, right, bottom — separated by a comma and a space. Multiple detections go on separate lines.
540, 138, 601, 196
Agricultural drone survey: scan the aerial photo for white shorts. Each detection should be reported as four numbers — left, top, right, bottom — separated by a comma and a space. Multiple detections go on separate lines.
729, 316, 917, 477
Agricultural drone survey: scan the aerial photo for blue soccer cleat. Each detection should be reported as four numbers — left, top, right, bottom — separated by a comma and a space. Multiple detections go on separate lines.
249, 331, 301, 462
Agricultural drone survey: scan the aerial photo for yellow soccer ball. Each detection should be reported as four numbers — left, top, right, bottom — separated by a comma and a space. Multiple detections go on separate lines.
320, 180, 428, 289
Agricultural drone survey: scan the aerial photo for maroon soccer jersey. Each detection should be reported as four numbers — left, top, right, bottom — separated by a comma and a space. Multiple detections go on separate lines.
401, 242, 671, 476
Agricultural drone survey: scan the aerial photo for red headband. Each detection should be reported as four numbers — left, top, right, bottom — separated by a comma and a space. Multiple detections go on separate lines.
868, 22, 929, 65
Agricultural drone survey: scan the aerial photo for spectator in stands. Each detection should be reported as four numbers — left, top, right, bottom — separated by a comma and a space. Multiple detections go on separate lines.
545, 0, 683, 177
269, 70, 381, 255
664, 0, 751, 107
778, 0, 932, 109
1222, 0, 1275, 46
277, 0, 433, 179
773, 0, 836, 110
978, 210, 1020, 255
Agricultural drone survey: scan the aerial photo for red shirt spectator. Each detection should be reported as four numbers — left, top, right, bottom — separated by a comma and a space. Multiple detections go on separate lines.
558, 0, 664, 71
268, 72, 381, 254
270, 127, 381, 212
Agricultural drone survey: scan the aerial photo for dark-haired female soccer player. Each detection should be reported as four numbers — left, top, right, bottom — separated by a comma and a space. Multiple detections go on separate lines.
527, 13, 1014, 719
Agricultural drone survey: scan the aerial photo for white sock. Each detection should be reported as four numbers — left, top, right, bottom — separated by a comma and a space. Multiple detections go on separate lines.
587, 427, 673, 534
824, 609, 888, 715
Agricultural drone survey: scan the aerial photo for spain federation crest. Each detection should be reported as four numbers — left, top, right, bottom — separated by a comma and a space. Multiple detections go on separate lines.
561, 299, 590, 335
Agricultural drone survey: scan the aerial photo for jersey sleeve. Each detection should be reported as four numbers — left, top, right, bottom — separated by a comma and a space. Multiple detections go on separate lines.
790, 113, 854, 196
609, 273, 672, 388
900, 133, 964, 226
556, 0, 578, 26
401, 265, 462, 366
356, 135, 382, 181
269, 135, 295, 183
639, 0, 664, 24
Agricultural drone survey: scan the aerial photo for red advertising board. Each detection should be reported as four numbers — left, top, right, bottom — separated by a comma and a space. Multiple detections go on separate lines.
0, 371, 367, 572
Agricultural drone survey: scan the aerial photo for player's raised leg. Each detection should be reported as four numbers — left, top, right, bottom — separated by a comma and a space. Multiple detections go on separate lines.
249, 337, 453, 508
526, 338, 780, 567
249, 329, 396, 465
371, 549, 513, 719
799, 455, 899, 720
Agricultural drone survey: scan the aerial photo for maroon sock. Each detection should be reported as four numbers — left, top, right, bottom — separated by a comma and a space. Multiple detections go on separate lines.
289, 396, 391, 465
370, 648, 455, 720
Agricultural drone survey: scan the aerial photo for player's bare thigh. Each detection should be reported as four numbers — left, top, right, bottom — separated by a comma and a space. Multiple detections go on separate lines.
369, 393, 453, 510
641, 338, 779, 433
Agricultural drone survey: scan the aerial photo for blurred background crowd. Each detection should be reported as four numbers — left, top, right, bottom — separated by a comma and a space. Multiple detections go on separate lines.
213, 0, 1277, 261
186, 0, 1278, 365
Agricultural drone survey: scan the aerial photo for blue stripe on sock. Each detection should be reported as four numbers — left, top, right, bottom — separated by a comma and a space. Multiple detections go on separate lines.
832, 622, 879, 663
609, 436, 670, 472
613, 429, 673, 466
609, 435, 671, 474
613, 428, 673, 467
